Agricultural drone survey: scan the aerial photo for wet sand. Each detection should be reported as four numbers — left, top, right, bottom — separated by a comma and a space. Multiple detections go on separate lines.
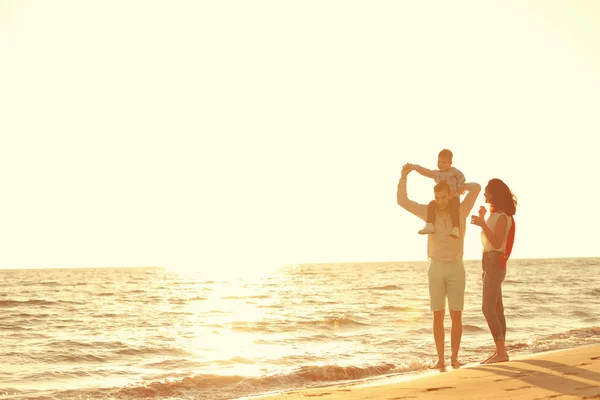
253, 344, 600, 399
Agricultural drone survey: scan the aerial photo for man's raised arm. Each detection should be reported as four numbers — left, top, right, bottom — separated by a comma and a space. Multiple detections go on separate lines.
459, 182, 482, 216
397, 164, 428, 222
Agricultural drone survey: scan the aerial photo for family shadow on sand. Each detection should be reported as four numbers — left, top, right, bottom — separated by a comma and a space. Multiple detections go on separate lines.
471, 357, 600, 397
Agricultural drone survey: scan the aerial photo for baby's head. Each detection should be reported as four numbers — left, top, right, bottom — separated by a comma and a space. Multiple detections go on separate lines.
437, 149, 453, 171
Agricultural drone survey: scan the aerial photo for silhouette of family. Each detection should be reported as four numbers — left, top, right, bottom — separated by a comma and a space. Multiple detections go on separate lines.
397, 149, 517, 368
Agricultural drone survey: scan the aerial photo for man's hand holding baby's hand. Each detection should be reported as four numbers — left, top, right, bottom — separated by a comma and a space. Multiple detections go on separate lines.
400, 164, 412, 179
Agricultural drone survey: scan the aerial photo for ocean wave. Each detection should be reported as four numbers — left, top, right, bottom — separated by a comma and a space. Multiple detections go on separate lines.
572, 310, 592, 318
162, 311, 195, 316
379, 306, 423, 312
294, 334, 333, 343
116, 346, 193, 357
304, 299, 338, 305
45, 340, 116, 349
0, 324, 30, 331
21, 281, 61, 287
297, 317, 369, 329
367, 285, 403, 291
2, 349, 107, 364
406, 327, 431, 334
165, 296, 208, 304
374, 339, 407, 348
50, 354, 107, 363
112, 362, 398, 400
295, 363, 396, 381
230, 317, 368, 334
215, 356, 255, 366
543, 326, 600, 341
222, 295, 270, 300
230, 321, 281, 334
506, 342, 530, 351
253, 334, 332, 345
0, 300, 57, 307
143, 358, 207, 369
463, 324, 485, 332
95, 313, 128, 318
507, 326, 600, 354
0, 299, 83, 308
0, 388, 25, 397
21, 370, 95, 380
5, 313, 51, 318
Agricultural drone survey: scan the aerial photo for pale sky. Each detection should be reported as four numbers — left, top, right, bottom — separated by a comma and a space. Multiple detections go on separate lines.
1, 1, 599, 272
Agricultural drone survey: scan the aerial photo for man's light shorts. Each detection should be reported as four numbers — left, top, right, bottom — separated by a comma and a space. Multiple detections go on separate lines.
428, 259, 465, 311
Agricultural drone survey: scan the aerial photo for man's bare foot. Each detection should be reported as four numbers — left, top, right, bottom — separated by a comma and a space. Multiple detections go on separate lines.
482, 353, 509, 364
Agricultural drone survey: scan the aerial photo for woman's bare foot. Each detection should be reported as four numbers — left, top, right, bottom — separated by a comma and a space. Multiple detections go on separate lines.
482, 353, 509, 364
480, 352, 497, 364
432, 360, 445, 369
451, 357, 462, 368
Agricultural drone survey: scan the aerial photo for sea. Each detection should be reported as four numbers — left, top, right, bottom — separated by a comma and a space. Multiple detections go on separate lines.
1, 257, 599, 400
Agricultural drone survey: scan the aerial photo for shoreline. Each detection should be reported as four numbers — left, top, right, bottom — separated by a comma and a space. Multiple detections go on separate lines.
247, 344, 600, 399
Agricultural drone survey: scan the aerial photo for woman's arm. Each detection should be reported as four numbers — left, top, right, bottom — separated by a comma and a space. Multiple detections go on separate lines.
473, 213, 508, 250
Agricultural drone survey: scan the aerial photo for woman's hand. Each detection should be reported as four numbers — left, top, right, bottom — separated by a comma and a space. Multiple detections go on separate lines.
470, 206, 487, 227
478, 206, 486, 219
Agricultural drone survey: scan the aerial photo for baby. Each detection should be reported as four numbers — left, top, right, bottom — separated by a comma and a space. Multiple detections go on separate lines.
409, 149, 465, 238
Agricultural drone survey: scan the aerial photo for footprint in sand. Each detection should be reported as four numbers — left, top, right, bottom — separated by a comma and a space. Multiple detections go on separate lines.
424, 386, 455, 392
576, 385, 600, 391
504, 385, 532, 391
581, 393, 600, 399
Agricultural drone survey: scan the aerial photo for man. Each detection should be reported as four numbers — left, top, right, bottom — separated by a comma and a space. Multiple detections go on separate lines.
397, 163, 481, 368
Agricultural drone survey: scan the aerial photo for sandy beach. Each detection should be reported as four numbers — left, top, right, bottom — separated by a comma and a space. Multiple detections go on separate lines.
254, 344, 600, 400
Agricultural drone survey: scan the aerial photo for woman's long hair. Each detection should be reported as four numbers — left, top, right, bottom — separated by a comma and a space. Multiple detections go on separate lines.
487, 178, 518, 264
487, 179, 517, 216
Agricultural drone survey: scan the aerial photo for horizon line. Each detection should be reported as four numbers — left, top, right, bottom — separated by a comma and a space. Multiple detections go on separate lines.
1, 255, 599, 271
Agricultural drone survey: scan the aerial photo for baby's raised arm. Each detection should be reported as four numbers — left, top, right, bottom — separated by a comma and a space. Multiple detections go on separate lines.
409, 164, 437, 180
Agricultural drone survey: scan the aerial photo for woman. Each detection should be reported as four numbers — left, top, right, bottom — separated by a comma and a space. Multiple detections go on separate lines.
470, 178, 517, 364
